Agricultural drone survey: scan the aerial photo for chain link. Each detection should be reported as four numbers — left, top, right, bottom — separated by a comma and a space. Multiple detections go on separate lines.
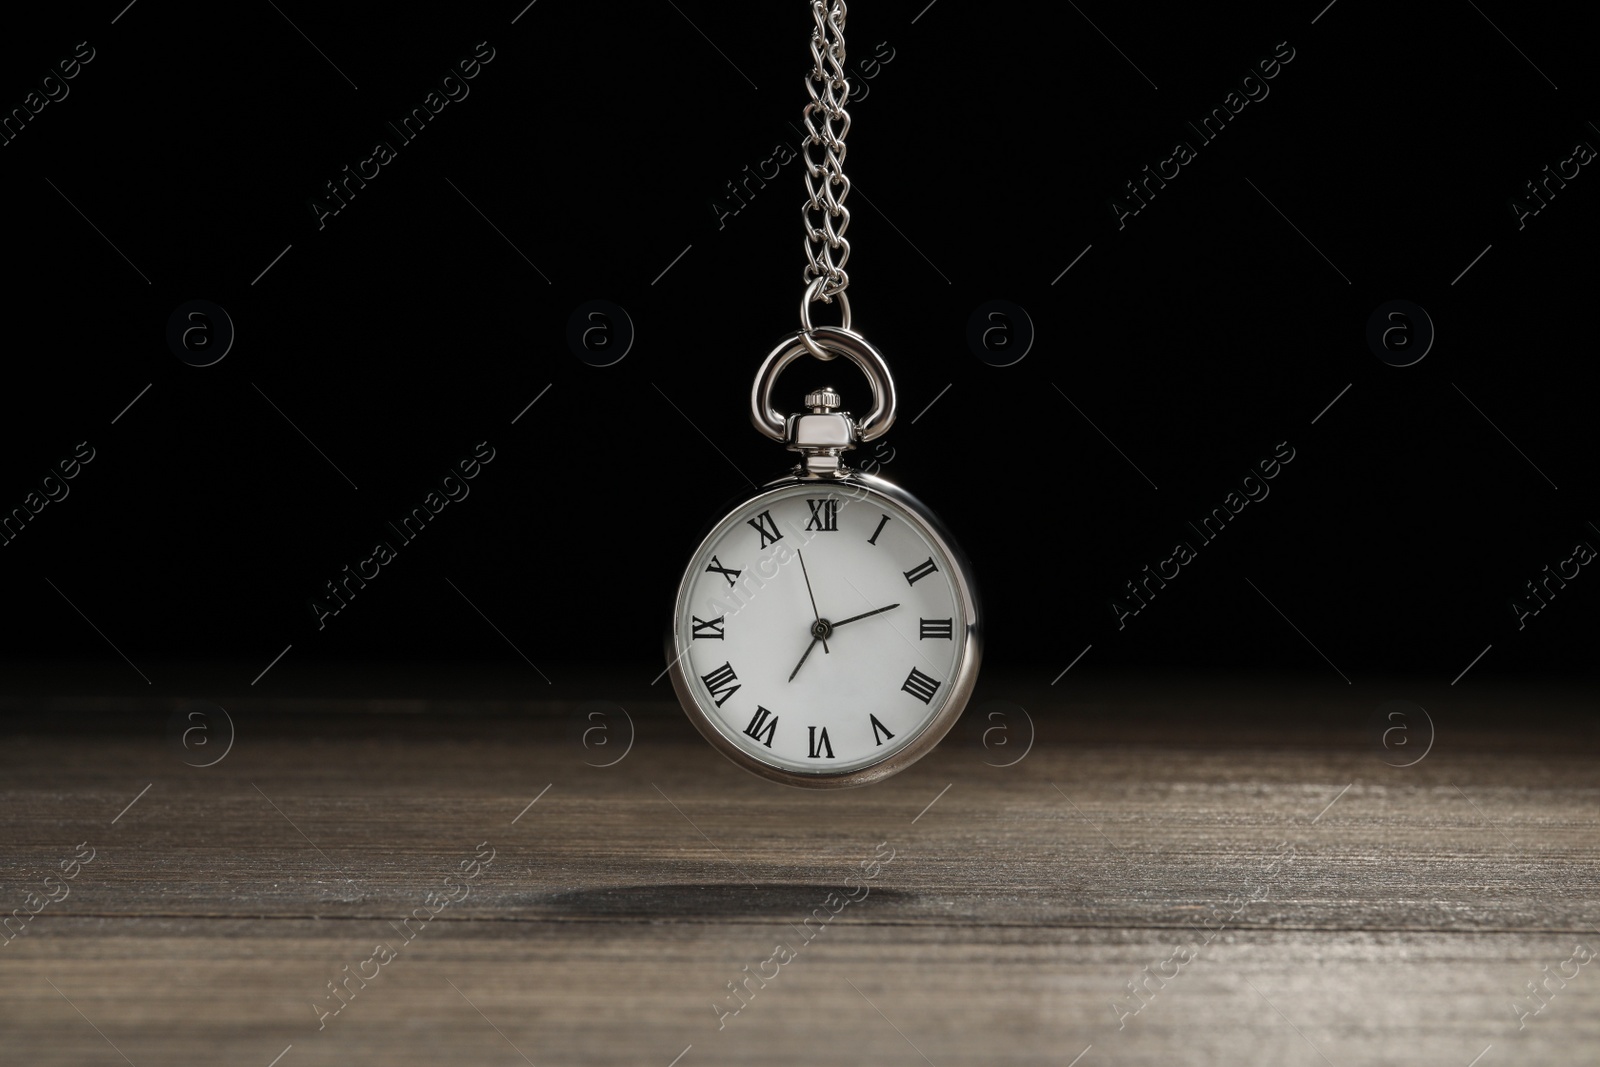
801, 0, 851, 313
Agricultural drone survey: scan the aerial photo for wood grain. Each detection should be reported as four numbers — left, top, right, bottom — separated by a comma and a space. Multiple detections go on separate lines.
1, 681, 1597, 1065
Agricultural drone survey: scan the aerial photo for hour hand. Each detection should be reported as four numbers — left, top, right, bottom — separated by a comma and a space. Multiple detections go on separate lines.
828, 603, 900, 628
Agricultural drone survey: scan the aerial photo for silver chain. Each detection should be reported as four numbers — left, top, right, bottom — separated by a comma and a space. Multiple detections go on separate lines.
801, 0, 851, 312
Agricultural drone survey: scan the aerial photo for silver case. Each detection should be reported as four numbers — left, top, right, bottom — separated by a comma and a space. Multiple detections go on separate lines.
666, 468, 982, 789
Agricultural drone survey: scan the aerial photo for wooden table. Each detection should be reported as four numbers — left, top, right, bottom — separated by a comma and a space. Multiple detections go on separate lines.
2, 673, 1597, 1065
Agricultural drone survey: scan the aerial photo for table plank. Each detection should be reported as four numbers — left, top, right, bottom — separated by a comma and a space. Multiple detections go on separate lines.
2, 685, 1597, 1064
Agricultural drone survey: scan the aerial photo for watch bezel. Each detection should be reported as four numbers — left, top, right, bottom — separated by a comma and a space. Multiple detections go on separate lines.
666, 469, 982, 789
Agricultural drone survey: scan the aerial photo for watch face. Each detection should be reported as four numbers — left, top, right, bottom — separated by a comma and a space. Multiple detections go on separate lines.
669, 476, 979, 786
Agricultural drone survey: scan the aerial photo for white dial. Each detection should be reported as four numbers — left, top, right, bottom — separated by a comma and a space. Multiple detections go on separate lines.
670, 478, 977, 785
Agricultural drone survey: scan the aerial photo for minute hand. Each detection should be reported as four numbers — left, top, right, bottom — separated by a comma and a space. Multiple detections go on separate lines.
829, 603, 901, 628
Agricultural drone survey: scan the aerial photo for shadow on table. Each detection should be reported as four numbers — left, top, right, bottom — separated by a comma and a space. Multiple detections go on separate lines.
541, 883, 913, 919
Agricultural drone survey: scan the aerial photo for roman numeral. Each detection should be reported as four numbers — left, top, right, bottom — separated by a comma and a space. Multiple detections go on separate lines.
903, 557, 939, 586
691, 615, 725, 640
706, 556, 741, 587
870, 714, 895, 746
901, 667, 941, 704
747, 510, 783, 549
744, 706, 778, 748
807, 725, 834, 759
700, 662, 741, 707
868, 514, 891, 545
919, 617, 953, 640
805, 498, 839, 532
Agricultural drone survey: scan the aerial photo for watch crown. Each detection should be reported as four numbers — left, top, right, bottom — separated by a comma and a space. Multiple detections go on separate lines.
787, 386, 857, 476
804, 387, 842, 413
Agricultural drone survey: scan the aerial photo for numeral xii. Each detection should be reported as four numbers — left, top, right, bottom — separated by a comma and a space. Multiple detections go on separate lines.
805, 498, 839, 532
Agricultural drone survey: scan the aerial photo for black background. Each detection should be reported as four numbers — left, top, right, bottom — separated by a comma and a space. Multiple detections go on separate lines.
1, 0, 1594, 693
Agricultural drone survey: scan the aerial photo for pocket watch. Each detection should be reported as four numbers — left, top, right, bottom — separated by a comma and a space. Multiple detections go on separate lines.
665, 329, 981, 788
665, 3, 980, 786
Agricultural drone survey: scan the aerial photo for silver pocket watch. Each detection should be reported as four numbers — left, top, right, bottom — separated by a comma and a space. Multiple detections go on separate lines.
665, 2, 981, 786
